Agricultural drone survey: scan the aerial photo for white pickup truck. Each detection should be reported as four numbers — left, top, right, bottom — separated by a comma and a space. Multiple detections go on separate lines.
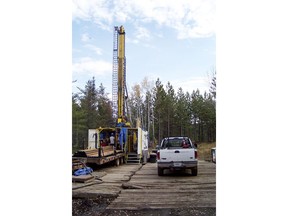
156, 137, 198, 176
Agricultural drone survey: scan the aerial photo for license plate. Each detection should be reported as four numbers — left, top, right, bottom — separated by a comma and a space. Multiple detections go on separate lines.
173, 162, 182, 167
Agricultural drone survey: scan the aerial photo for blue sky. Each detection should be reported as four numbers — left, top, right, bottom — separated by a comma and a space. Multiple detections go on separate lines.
72, 0, 216, 97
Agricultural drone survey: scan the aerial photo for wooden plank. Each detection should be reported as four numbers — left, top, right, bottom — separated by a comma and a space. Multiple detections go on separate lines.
72, 175, 94, 183
79, 149, 98, 153
73, 146, 124, 158
86, 152, 125, 164
118, 190, 216, 195
108, 201, 216, 209
102, 146, 113, 151
121, 182, 216, 187
114, 199, 216, 204
115, 194, 216, 201
102, 150, 114, 156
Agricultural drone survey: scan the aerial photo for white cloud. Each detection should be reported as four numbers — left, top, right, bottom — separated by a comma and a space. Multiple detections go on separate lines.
126, 37, 139, 44
173, 76, 210, 94
72, 57, 112, 76
134, 26, 151, 40
72, 0, 113, 31
84, 44, 103, 55
72, 0, 215, 39
81, 33, 90, 42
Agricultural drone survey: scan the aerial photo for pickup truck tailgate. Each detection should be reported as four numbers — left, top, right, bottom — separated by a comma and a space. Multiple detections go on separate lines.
159, 148, 196, 162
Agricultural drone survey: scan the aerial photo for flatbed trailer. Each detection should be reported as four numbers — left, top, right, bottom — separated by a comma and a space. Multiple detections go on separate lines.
72, 146, 125, 167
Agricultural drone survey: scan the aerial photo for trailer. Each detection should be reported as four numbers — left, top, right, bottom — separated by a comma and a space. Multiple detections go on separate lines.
72, 127, 148, 167
73, 129, 125, 167
73, 145, 125, 167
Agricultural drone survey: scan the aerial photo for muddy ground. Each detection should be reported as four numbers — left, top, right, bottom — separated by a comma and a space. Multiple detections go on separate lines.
72, 196, 216, 216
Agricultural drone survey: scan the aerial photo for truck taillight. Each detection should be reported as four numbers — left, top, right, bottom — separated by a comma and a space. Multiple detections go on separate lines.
195, 151, 198, 159
157, 151, 160, 160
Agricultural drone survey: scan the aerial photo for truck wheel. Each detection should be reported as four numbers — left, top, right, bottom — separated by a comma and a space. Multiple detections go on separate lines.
191, 167, 198, 176
158, 167, 164, 176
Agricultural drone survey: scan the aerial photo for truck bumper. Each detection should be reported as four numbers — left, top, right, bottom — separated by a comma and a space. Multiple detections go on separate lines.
157, 161, 198, 170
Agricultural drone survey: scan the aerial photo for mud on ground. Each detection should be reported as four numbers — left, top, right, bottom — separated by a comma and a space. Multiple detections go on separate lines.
72, 196, 216, 216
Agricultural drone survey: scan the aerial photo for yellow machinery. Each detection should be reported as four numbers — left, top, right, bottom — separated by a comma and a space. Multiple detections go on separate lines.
93, 26, 148, 163
112, 26, 131, 127
117, 26, 130, 126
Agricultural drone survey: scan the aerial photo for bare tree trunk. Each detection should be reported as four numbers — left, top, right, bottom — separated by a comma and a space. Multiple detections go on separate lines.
166, 106, 170, 137
158, 112, 161, 143
198, 122, 201, 142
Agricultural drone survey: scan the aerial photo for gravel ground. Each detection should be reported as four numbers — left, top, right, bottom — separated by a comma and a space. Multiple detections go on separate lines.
72, 197, 216, 216
72, 197, 113, 216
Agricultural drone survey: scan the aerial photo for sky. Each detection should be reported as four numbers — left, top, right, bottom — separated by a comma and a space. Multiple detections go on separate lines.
72, 0, 216, 97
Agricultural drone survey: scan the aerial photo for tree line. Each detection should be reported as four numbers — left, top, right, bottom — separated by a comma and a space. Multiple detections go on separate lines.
72, 73, 216, 152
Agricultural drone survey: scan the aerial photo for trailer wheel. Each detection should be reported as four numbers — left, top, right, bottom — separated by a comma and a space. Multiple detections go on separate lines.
158, 167, 164, 176
191, 167, 198, 176
120, 157, 124, 165
115, 158, 120, 167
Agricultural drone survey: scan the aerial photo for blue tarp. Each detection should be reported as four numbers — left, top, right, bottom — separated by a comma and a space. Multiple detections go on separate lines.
73, 167, 93, 176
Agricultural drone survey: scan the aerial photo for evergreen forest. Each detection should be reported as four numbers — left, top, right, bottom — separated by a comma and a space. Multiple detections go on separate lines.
72, 74, 216, 152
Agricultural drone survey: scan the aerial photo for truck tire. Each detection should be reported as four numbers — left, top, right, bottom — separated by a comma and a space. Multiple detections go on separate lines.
158, 167, 164, 176
191, 167, 198, 176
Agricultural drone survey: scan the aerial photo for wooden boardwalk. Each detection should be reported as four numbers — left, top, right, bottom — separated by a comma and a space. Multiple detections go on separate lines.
107, 160, 216, 210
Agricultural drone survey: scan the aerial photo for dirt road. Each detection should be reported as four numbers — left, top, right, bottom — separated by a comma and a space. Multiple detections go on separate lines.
73, 160, 216, 215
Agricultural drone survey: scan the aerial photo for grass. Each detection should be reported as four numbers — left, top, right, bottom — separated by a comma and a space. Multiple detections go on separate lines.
197, 142, 216, 161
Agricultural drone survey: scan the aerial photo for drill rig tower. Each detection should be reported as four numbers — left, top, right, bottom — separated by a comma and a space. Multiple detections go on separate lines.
75, 26, 149, 165
112, 26, 130, 127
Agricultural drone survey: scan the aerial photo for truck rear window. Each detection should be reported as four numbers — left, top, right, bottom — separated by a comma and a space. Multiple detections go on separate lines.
162, 138, 191, 149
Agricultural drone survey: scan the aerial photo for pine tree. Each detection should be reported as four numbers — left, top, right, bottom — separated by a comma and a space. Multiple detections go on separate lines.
209, 71, 216, 100
165, 82, 176, 137
152, 78, 167, 143
175, 87, 190, 136
96, 83, 114, 127
72, 93, 86, 152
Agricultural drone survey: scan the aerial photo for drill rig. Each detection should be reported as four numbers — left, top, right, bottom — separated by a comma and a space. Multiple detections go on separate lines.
114, 26, 130, 127
73, 26, 148, 165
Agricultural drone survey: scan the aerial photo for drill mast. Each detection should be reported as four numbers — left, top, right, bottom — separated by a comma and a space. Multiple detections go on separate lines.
112, 26, 130, 127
